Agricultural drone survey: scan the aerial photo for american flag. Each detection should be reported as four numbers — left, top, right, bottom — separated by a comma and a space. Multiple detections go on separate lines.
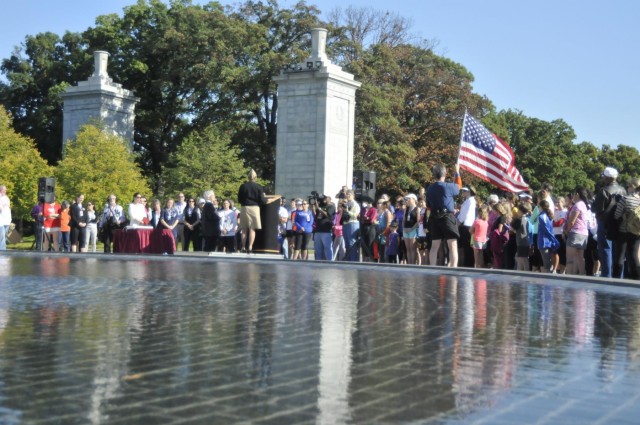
458, 112, 529, 193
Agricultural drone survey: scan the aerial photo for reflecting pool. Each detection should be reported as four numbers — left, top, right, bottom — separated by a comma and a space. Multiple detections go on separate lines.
1, 253, 640, 424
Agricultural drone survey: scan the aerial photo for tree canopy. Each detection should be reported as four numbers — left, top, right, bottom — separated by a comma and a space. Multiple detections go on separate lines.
0, 106, 52, 222
161, 124, 248, 201
54, 122, 151, 206
1, 0, 639, 206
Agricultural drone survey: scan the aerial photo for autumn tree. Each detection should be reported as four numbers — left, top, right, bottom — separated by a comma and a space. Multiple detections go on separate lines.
345, 42, 491, 194
0, 106, 52, 230
54, 123, 151, 207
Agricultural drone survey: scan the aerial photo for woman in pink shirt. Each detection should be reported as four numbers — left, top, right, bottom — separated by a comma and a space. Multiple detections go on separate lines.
564, 187, 590, 275
470, 205, 489, 268
332, 201, 346, 261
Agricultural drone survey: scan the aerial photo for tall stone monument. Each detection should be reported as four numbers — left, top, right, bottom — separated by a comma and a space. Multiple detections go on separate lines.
274, 28, 361, 199
61, 51, 138, 149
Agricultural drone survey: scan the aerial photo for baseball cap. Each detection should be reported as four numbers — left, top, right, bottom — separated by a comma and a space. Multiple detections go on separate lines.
404, 193, 417, 201
602, 167, 619, 178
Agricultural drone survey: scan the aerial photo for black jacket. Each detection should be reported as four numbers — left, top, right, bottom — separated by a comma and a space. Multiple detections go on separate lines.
70, 202, 86, 228
201, 202, 221, 237
593, 181, 626, 222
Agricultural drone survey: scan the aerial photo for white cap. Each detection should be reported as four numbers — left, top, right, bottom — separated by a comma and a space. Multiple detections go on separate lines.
602, 167, 619, 178
487, 194, 499, 204
404, 193, 417, 201
518, 193, 532, 200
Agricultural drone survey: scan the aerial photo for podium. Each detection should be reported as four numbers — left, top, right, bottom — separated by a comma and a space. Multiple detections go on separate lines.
253, 195, 281, 254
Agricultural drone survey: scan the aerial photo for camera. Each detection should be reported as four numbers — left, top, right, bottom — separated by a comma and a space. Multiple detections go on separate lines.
308, 191, 326, 207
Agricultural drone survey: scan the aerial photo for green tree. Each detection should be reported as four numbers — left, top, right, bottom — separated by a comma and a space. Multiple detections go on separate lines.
0, 106, 52, 229
162, 125, 248, 201
84, 0, 240, 192
54, 123, 151, 206
0, 31, 90, 163
82, 0, 321, 188
223, 0, 321, 181
487, 110, 584, 195
596, 144, 640, 186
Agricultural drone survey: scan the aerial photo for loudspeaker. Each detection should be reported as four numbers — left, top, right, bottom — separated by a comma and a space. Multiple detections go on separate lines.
38, 177, 55, 204
353, 170, 376, 202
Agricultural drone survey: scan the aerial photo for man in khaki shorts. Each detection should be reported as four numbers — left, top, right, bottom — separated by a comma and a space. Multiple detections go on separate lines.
237, 169, 267, 253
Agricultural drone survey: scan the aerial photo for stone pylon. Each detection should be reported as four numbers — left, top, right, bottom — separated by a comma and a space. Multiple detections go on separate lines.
274, 28, 361, 200
61, 51, 138, 150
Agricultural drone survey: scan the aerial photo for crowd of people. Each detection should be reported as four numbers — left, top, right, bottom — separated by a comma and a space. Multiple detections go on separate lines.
312, 164, 637, 280
7, 163, 640, 279
27, 169, 269, 255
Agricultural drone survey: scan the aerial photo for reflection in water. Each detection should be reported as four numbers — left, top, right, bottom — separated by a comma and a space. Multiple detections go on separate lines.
317, 270, 357, 425
0, 255, 640, 423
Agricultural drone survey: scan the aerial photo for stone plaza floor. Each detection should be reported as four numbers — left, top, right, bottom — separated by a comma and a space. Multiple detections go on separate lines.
1, 252, 640, 424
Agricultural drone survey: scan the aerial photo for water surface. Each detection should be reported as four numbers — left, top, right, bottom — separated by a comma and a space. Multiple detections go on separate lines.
0, 254, 639, 424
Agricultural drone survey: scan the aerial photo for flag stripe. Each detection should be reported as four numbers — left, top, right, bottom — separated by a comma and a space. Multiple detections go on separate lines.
460, 161, 526, 193
458, 113, 529, 193
459, 153, 528, 193
460, 160, 528, 193
459, 145, 524, 186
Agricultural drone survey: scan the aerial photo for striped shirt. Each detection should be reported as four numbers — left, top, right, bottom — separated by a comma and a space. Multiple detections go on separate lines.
614, 193, 640, 233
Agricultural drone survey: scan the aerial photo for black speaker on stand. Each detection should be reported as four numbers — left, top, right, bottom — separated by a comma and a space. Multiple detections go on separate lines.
38, 177, 55, 204
353, 170, 376, 203
37, 177, 55, 251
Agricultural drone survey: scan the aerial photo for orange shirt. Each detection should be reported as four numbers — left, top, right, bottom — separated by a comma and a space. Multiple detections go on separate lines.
60, 209, 71, 232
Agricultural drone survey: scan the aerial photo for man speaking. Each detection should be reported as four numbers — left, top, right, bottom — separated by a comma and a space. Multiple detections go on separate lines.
238, 169, 267, 254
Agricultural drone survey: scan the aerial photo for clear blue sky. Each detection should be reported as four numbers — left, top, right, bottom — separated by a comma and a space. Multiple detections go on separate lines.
1, 0, 638, 151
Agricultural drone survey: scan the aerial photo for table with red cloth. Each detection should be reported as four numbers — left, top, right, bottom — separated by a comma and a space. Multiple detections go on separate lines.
112, 227, 176, 254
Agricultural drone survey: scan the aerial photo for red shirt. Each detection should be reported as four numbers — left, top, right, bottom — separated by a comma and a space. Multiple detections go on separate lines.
363, 206, 378, 225
44, 202, 61, 229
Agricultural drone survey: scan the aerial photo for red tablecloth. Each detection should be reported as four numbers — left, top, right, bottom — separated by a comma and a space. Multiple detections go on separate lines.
113, 228, 176, 254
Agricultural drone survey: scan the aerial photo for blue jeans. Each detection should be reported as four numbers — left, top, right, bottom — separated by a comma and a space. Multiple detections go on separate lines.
34, 223, 44, 251
59, 231, 70, 252
279, 234, 288, 259
343, 221, 360, 262
597, 220, 612, 278
0, 225, 7, 250
314, 232, 333, 261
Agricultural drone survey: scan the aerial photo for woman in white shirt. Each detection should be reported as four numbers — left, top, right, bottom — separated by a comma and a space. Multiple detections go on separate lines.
218, 199, 238, 253
128, 193, 147, 226
84, 202, 98, 252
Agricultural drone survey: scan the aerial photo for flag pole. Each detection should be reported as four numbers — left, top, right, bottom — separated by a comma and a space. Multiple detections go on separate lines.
457, 108, 468, 166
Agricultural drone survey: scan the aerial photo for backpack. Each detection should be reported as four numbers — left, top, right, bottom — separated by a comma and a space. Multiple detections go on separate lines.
604, 192, 624, 240
626, 204, 640, 236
